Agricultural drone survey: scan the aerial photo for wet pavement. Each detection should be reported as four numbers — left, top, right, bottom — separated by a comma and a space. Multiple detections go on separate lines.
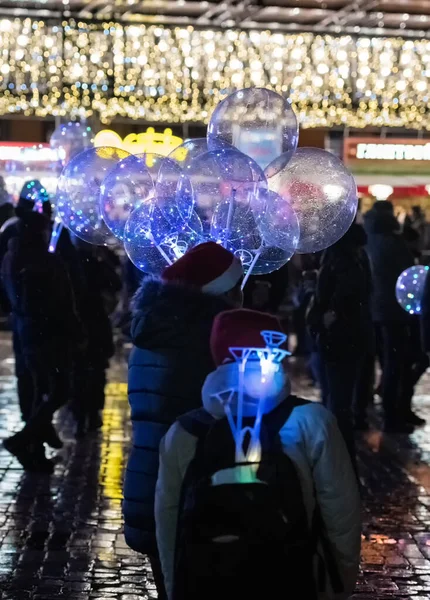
0, 332, 430, 599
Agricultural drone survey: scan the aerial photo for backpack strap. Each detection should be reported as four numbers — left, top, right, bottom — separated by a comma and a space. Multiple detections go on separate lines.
178, 408, 215, 440
263, 394, 310, 437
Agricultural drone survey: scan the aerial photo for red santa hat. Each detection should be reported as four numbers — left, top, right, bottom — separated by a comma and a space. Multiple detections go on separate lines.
162, 241, 243, 295
210, 309, 287, 366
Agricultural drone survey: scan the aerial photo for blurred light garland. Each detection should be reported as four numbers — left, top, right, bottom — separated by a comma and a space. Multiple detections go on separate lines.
0, 17, 430, 128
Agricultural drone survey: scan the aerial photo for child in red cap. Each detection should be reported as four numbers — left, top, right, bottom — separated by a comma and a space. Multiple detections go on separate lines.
155, 309, 361, 600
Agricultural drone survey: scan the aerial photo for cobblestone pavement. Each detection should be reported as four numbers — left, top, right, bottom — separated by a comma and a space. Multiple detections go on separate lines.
1, 333, 430, 599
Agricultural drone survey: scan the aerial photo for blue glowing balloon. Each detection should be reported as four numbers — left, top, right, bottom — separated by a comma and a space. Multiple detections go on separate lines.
57, 146, 130, 245
252, 188, 300, 256
138, 153, 194, 229
266, 148, 357, 254
396, 265, 429, 315
124, 199, 203, 274
211, 197, 294, 275
168, 138, 209, 169
207, 87, 298, 172
100, 154, 154, 241
50, 121, 94, 165
183, 148, 266, 236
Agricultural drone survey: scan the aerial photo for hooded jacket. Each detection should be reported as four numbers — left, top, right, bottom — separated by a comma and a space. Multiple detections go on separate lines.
155, 362, 361, 600
123, 277, 232, 554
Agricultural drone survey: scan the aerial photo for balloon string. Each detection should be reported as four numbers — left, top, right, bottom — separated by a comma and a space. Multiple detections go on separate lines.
223, 189, 236, 248
148, 232, 173, 265
241, 246, 263, 290
49, 219, 63, 254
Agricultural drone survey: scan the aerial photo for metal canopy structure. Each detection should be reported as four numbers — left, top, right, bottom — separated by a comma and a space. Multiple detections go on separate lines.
1, 0, 430, 38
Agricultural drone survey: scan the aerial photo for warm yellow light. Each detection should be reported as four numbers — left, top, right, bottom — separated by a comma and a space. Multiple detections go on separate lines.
93, 127, 183, 156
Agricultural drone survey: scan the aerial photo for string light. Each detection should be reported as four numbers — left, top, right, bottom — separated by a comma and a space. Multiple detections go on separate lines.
0, 18, 429, 129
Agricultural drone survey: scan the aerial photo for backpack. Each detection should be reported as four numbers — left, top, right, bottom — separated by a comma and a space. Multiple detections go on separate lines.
173, 396, 319, 600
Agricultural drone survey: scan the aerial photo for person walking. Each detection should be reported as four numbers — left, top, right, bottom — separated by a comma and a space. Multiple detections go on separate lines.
364, 201, 415, 433
123, 242, 244, 599
2, 211, 84, 472
313, 224, 373, 466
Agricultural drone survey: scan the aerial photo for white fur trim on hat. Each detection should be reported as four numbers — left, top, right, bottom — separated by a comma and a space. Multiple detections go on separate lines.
202, 256, 243, 295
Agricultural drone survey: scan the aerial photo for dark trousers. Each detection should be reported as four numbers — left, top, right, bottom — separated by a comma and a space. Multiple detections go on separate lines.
319, 353, 360, 472
353, 351, 375, 424
379, 323, 409, 423
13, 328, 40, 422
17, 359, 69, 444
148, 552, 167, 600
72, 362, 107, 426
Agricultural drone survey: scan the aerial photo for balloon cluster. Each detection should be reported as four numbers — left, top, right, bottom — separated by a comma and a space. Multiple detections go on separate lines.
54, 87, 358, 280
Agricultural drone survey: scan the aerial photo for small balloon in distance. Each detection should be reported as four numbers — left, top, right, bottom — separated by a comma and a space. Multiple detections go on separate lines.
57, 146, 129, 246
396, 265, 429, 315
207, 87, 298, 172
266, 147, 357, 254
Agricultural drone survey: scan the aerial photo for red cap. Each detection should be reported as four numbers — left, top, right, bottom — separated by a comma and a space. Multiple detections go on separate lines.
162, 241, 243, 295
210, 309, 286, 366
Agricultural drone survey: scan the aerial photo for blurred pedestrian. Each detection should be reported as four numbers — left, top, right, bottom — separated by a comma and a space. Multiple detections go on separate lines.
155, 309, 361, 600
2, 211, 84, 472
70, 239, 121, 438
313, 224, 373, 466
0, 176, 14, 229
123, 242, 243, 599
364, 201, 415, 433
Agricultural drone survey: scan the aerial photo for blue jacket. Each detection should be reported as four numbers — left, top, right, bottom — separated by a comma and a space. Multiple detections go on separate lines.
123, 277, 231, 554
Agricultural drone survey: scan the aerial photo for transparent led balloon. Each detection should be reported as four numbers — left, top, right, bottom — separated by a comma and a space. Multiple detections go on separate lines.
100, 154, 154, 241
50, 121, 94, 165
266, 148, 358, 254
124, 198, 203, 275
168, 137, 232, 170
211, 197, 293, 277
183, 148, 266, 237
149, 153, 194, 228
57, 146, 130, 245
208, 87, 298, 172
252, 188, 300, 255
396, 265, 429, 315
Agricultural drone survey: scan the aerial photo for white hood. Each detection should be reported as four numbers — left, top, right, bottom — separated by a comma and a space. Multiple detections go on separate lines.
201, 361, 291, 419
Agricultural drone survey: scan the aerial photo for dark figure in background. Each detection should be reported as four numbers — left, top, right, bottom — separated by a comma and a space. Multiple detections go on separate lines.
0, 176, 14, 229
243, 263, 289, 314
123, 242, 243, 599
71, 239, 121, 438
364, 201, 415, 433
2, 212, 84, 472
0, 181, 53, 424
313, 224, 373, 467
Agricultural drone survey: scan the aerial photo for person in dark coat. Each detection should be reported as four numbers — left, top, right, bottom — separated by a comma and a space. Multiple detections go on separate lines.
0, 181, 53, 425
123, 242, 244, 599
2, 212, 84, 472
364, 201, 415, 432
0, 176, 14, 229
313, 224, 373, 467
70, 238, 121, 437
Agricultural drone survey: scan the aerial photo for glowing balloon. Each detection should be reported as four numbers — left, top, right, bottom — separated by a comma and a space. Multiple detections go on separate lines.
207, 88, 298, 172
148, 153, 194, 228
211, 198, 294, 276
183, 148, 266, 236
252, 188, 300, 255
124, 200, 203, 274
100, 154, 154, 241
57, 146, 130, 245
396, 265, 429, 315
168, 138, 209, 169
266, 148, 357, 254
50, 121, 93, 165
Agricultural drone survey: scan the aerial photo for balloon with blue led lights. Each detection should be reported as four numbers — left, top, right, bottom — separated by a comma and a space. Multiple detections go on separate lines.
57, 146, 130, 245
207, 87, 298, 172
266, 148, 357, 254
50, 121, 94, 165
124, 198, 203, 274
183, 148, 266, 237
396, 265, 429, 315
100, 154, 154, 241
